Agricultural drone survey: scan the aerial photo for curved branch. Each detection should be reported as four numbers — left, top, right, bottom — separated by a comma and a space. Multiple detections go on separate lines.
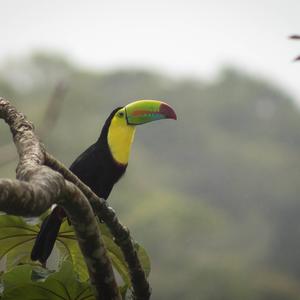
0, 98, 121, 300
45, 152, 151, 300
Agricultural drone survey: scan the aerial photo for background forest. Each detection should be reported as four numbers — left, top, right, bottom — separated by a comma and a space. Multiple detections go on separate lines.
1, 53, 300, 299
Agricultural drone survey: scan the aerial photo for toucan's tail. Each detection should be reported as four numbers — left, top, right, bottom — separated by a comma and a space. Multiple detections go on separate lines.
31, 206, 65, 264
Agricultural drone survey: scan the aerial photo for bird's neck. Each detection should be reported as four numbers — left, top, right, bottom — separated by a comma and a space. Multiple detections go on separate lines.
107, 123, 136, 165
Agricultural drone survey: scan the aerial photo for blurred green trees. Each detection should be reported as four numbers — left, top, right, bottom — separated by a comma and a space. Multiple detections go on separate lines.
1, 53, 300, 299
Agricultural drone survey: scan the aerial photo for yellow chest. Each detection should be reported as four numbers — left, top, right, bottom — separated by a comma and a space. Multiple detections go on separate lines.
107, 119, 136, 165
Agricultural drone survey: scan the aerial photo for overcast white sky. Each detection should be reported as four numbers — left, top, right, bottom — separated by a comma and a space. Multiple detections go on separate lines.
1, 0, 300, 100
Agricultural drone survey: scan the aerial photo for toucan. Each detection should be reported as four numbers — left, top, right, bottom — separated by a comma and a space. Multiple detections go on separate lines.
31, 100, 177, 264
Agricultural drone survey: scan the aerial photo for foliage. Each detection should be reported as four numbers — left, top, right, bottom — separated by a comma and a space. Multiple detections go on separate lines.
0, 215, 150, 299
1, 53, 300, 299
1, 262, 94, 300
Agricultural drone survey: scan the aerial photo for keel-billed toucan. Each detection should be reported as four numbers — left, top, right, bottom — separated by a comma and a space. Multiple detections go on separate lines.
31, 100, 177, 263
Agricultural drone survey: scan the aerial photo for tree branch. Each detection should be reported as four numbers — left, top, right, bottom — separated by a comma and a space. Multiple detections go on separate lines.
45, 152, 151, 300
0, 98, 121, 300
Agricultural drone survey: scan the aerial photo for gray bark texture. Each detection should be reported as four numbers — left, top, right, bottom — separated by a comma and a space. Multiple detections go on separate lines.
0, 98, 121, 300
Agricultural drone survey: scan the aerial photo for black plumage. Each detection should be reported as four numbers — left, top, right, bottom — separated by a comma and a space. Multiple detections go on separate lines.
69, 107, 127, 199
31, 107, 127, 263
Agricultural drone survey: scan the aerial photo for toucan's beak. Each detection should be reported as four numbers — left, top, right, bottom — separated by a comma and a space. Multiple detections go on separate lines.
124, 100, 177, 125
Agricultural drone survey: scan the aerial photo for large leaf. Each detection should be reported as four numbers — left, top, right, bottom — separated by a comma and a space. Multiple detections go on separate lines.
100, 223, 151, 277
57, 221, 132, 285
0, 214, 151, 290
57, 221, 151, 285
134, 243, 151, 277
0, 215, 40, 271
1, 262, 94, 300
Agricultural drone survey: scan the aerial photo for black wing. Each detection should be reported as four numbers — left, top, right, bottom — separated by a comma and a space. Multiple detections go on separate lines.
70, 142, 127, 199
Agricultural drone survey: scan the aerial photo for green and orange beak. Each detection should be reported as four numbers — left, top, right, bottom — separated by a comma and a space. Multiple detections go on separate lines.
124, 100, 177, 125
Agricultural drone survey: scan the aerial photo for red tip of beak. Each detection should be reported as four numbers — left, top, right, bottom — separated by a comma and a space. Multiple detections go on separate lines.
160, 103, 177, 120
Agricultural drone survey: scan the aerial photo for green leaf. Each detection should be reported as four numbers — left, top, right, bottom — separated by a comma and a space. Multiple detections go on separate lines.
119, 284, 129, 299
134, 243, 151, 277
1, 262, 94, 300
1, 264, 32, 291
0, 215, 41, 271
55, 221, 89, 281
99, 223, 151, 278
31, 266, 55, 282
57, 221, 133, 286
57, 220, 151, 285
0, 214, 151, 291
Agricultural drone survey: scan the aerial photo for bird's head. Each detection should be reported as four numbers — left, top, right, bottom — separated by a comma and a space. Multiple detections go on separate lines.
105, 100, 177, 165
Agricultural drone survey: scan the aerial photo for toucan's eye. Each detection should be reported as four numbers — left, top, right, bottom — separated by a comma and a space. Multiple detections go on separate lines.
118, 111, 124, 118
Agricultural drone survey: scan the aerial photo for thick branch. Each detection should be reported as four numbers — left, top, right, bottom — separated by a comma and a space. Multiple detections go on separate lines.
63, 182, 121, 300
0, 98, 121, 300
45, 152, 151, 300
